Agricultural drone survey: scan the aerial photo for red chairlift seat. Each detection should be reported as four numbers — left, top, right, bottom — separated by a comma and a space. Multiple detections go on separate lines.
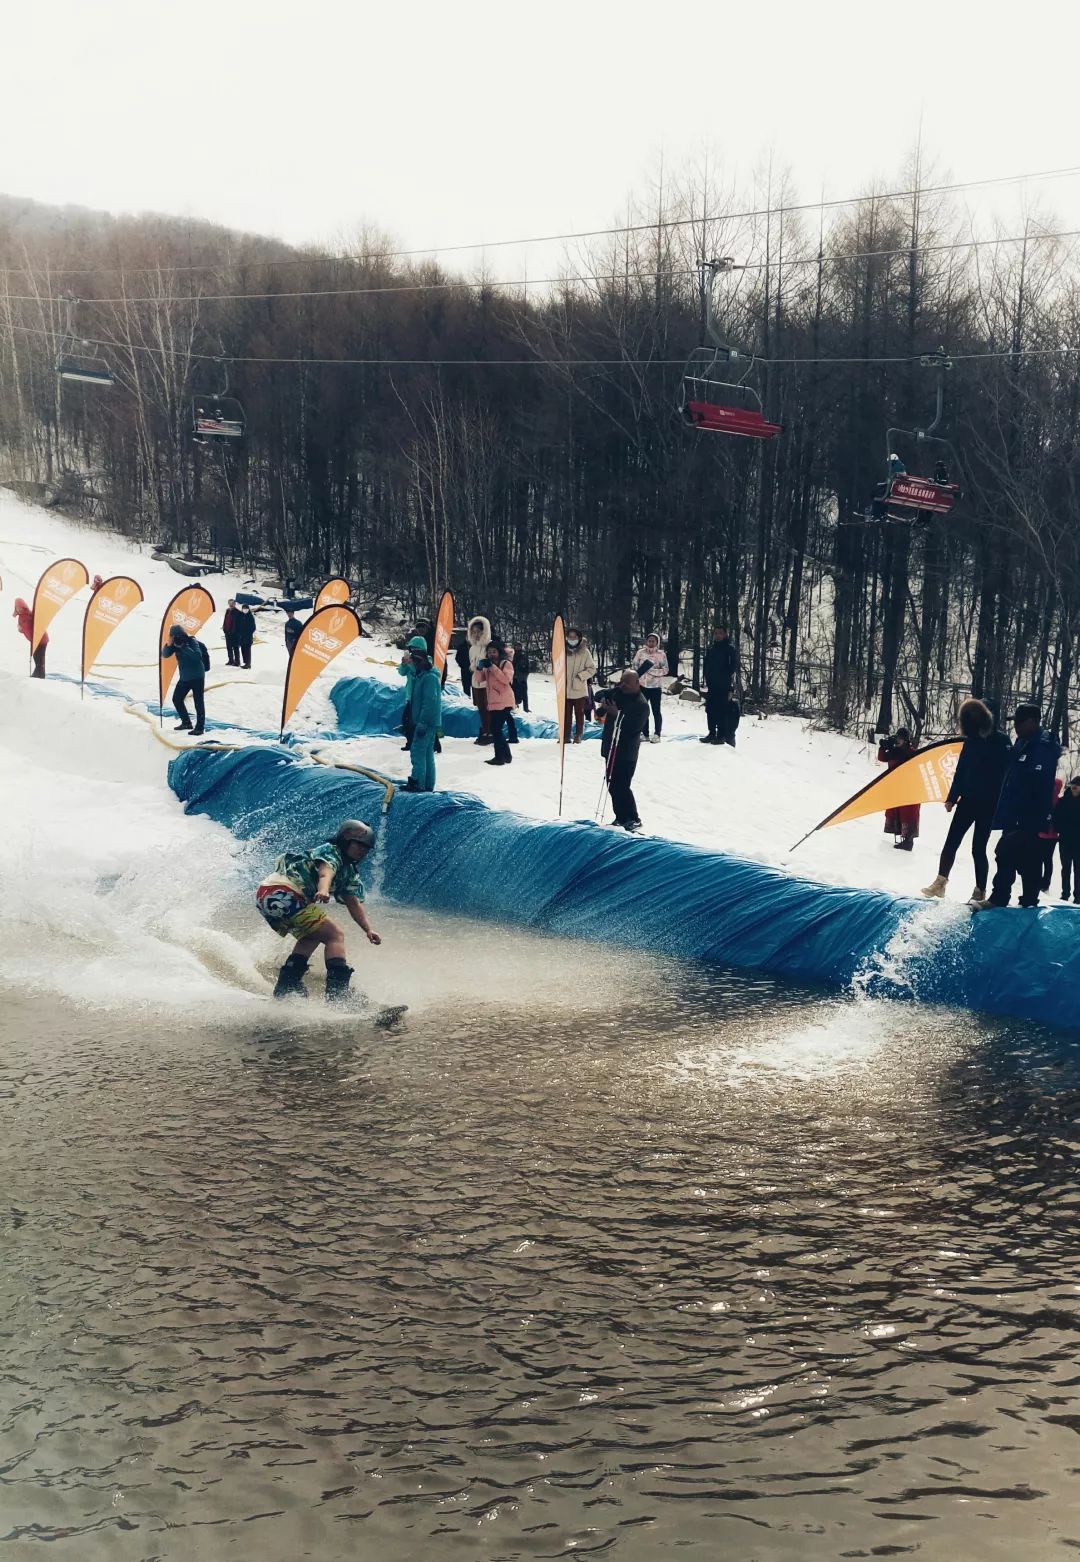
684, 399, 782, 440
884, 473, 961, 516
192, 396, 245, 442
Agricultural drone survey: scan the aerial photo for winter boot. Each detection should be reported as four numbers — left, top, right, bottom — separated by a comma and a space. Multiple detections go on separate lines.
173, 721, 193, 732
968, 886, 987, 905
922, 874, 948, 898
273, 953, 309, 1000
403, 778, 422, 793
325, 956, 360, 1007
894, 837, 914, 851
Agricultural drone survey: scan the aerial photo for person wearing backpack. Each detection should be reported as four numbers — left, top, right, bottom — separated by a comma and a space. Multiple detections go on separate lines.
161, 625, 211, 735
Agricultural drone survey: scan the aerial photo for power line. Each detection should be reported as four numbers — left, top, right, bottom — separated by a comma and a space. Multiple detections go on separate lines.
5, 226, 1076, 309
1, 162, 1079, 280
10, 319, 1080, 369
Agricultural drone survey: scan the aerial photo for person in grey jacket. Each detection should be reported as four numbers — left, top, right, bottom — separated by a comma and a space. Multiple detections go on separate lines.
161, 625, 210, 734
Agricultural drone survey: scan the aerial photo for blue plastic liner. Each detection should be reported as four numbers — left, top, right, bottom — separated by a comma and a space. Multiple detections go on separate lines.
330, 675, 598, 741
168, 745, 1080, 1031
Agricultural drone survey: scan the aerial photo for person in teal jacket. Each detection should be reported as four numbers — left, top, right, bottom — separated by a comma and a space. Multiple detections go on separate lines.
404, 639, 441, 792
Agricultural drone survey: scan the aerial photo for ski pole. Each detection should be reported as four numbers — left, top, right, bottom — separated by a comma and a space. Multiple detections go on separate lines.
595, 713, 622, 822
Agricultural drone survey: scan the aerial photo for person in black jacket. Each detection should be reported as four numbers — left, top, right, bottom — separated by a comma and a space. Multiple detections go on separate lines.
1053, 776, 1080, 902
284, 611, 303, 656
234, 604, 256, 669
161, 626, 211, 734
596, 670, 649, 832
455, 636, 472, 696
701, 626, 738, 745
923, 698, 1011, 903
974, 704, 1061, 910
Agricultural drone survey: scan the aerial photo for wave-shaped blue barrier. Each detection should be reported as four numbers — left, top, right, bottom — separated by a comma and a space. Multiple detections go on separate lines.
167, 745, 1080, 1031
330, 675, 599, 741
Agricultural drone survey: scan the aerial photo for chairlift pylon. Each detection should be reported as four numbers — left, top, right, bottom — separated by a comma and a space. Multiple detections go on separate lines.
867, 348, 962, 523
192, 358, 246, 443
55, 296, 114, 387
678, 259, 781, 440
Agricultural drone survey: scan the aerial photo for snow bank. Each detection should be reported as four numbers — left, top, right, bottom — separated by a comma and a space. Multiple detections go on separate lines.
168, 745, 1080, 1030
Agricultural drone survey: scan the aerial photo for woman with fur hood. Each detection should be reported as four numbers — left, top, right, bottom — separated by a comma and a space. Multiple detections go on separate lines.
466, 614, 493, 744
923, 697, 1011, 904
632, 632, 669, 743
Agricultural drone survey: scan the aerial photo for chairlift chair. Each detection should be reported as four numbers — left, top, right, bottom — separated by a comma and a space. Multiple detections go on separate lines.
191, 359, 246, 443
678, 260, 781, 441
867, 350, 962, 523
55, 297, 114, 387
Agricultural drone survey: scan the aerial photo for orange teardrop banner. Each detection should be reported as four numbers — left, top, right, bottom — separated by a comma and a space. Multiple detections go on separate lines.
31, 557, 89, 654
280, 603, 363, 735
791, 738, 963, 850
315, 576, 351, 612
159, 585, 216, 713
433, 589, 454, 676
551, 614, 567, 815
82, 576, 144, 684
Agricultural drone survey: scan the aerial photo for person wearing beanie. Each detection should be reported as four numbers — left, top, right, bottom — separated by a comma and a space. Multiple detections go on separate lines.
974, 704, 1061, 910
632, 632, 669, 743
923, 698, 1011, 903
403, 637, 442, 793
255, 819, 381, 1004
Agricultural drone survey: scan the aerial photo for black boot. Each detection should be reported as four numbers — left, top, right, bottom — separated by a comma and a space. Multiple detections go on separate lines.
273, 953, 309, 999
325, 956, 359, 1006
403, 778, 422, 793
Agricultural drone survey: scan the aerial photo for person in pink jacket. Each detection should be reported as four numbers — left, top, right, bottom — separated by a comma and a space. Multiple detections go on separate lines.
482, 641, 517, 767
632, 632, 669, 742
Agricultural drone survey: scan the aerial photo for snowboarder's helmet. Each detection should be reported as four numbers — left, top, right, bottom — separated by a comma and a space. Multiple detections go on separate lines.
336, 819, 375, 849
407, 635, 428, 651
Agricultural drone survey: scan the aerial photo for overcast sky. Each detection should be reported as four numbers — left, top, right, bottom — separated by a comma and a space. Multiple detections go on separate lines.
2, 0, 1078, 275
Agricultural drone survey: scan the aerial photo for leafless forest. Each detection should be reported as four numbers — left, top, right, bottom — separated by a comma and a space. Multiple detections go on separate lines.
1, 157, 1078, 741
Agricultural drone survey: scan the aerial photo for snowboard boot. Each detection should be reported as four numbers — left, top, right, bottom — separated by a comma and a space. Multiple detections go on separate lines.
273, 953, 309, 999
324, 956, 360, 1007
968, 886, 987, 905
922, 874, 948, 898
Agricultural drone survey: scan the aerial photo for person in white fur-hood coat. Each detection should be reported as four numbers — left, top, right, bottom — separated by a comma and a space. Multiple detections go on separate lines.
467, 615, 493, 744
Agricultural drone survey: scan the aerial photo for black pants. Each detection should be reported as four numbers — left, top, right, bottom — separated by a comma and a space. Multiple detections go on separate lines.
938, 799, 994, 890
489, 706, 513, 763
225, 634, 240, 666
990, 829, 1043, 908
513, 679, 529, 713
1041, 839, 1058, 891
401, 703, 414, 750
608, 751, 640, 825
174, 678, 206, 730
238, 642, 252, 669
1060, 842, 1080, 899
642, 686, 662, 737
705, 688, 729, 737
31, 643, 46, 678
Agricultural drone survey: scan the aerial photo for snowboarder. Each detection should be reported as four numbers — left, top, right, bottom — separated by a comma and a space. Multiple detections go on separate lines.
404, 637, 442, 793
256, 819, 381, 1003
633, 632, 669, 743
974, 705, 1061, 910
483, 641, 516, 766
1053, 777, 1080, 902
922, 698, 1011, 903
160, 624, 210, 735
877, 729, 920, 850
234, 604, 256, 669
596, 669, 649, 831
13, 598, 46, 678
467, 615, 493, 744
284, 611, 303, 656
564, 628, 597, 744
222, 599, 241, 666
701, 626, 738, 745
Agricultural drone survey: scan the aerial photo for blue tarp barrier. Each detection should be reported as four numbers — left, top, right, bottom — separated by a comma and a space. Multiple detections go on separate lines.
330, 675, 598, 741
168, 746, 1080, 1031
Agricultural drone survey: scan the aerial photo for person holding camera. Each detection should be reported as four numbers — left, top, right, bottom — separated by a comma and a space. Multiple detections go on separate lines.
632, 632, 669, 743
876, 728, 920, 850
595, 669, 649, 832
482, 641, 516, 766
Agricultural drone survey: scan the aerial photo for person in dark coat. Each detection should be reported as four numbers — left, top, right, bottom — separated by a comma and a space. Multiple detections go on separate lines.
922, 698, 1011, 903
1039, 778, 1064, 891
234, 604, 256, 669
1053, 776, 1080, 902
877, 728, 920, 850
509, 644, 530, 713
596, 670, 649, 832
284, 611, 303, 656
222, 599, 241, 666
161, 625, 210, 734
975, 704, 1061, 910
455, 637, 472, 696
701, 626, 738, 745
